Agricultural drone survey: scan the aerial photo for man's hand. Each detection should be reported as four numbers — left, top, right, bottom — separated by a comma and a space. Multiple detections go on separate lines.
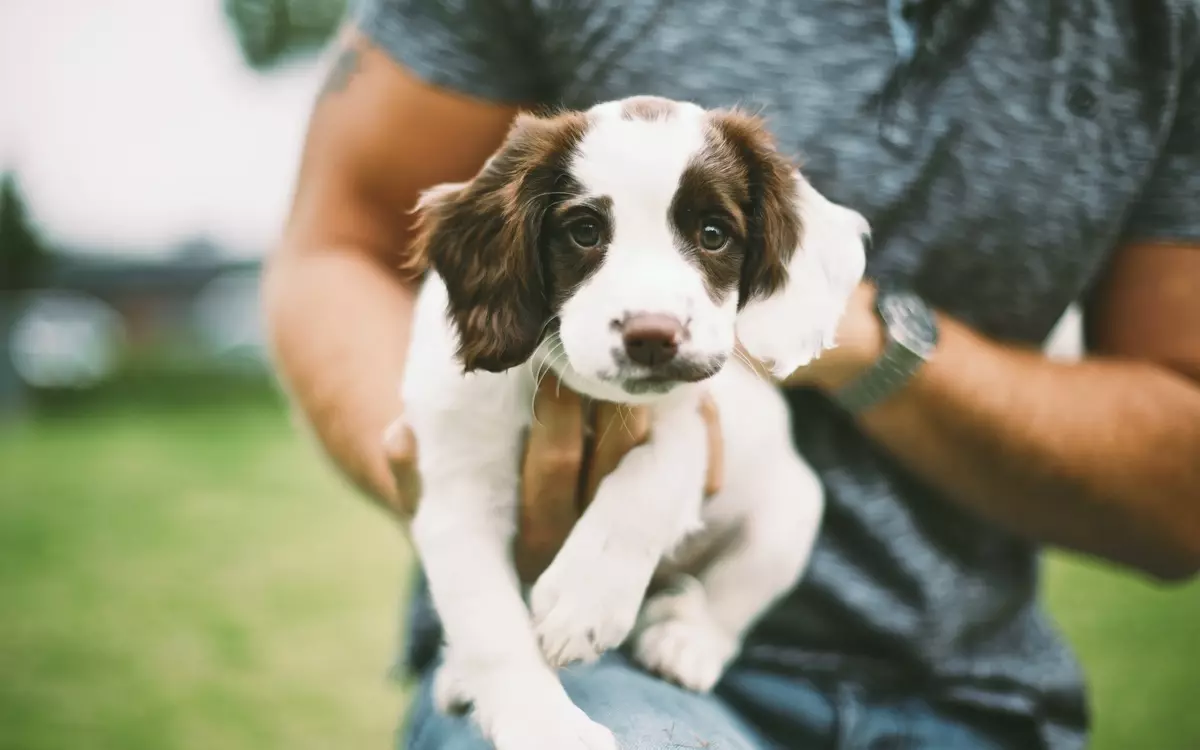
382, 415, 422, 518
732, 281, 884, 393
780, 281, 885, 390
384, 374, 724, 584
517, 375, 724, 582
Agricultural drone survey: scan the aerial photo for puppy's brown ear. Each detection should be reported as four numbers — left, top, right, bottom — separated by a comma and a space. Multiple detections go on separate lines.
408, 112, 588, 373
708, 109, 803, 309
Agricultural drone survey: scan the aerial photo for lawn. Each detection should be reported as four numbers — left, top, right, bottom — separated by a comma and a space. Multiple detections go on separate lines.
1, 383, 1197, 750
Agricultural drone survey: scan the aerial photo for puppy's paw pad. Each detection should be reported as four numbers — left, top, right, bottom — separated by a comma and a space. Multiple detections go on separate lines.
632, 615, 737, 693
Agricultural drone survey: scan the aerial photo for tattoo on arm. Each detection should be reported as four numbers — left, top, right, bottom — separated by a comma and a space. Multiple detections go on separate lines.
318, 46, 362, 101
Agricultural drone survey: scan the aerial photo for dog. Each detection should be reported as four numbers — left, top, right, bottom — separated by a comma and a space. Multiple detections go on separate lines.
400, 95, 868, 750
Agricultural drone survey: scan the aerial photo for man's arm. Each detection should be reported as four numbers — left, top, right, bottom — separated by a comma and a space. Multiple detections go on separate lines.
799, 47, 1200, 583
801, 241, 1200, 582
263, 30, 517, 514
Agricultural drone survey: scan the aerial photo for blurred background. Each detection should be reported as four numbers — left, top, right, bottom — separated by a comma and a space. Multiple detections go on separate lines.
0, 1, 1195, 749
1, 2, 411, 749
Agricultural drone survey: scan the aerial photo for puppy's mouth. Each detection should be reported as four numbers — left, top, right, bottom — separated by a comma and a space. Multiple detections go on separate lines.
604, 355, 727, 395
615, 376, 675, 395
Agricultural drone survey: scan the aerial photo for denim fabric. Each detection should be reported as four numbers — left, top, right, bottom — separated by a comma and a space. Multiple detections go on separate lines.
401, 653, 1041, 749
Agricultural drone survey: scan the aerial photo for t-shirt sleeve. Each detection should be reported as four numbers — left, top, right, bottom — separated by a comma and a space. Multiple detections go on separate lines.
353, 0, 545, 105
1121, 54, 1200, 244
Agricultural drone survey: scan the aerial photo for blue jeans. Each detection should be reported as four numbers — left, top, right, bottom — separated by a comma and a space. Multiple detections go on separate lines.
400, 653, 1041, 749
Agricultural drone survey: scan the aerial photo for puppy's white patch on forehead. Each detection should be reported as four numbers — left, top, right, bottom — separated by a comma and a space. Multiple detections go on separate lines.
571, 104, 708, 210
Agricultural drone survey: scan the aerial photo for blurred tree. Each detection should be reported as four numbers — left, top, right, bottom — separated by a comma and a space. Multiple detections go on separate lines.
0, 173, 46, 417
223, 0, 350, 70
0, 174, 47, 294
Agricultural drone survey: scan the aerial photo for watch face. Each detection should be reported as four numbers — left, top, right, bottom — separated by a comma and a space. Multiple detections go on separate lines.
879, 292, 938, 355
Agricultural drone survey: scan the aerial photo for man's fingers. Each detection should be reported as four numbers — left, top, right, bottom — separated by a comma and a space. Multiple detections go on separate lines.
531, 370, 586, 437
383, 416, 416, 465
383, 417, 421, 517
515, 374, 723, 580
698, 393, 724, 497
585, 402, 651, 503
517, 437, 583, 582
517, 371, 587, 582
527, 371, 586, 489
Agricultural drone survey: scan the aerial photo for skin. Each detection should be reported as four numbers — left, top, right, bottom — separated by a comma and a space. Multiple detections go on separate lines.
266, 32, 1200, 588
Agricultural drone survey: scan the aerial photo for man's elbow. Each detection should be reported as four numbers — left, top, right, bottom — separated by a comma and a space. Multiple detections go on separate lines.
1149, 556, 1200, 585
258, 240, 355, 326
1141, 532, 1200, 585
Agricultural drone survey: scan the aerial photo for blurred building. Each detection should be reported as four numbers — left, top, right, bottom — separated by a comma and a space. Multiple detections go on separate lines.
0, 0, 349, 415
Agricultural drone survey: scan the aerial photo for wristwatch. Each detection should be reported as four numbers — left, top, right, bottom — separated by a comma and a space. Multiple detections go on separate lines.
831, 289, 939, 413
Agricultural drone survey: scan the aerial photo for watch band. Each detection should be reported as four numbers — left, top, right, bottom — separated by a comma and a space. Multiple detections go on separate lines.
831, 290, 938, 413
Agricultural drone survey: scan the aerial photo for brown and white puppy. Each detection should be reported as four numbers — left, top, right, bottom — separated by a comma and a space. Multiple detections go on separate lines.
401, 96, 867, 750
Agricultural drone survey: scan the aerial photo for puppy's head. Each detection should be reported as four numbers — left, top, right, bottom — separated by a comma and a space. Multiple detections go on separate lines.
409, 96, 867, 397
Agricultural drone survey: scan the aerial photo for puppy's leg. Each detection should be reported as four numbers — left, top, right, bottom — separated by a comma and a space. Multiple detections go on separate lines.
632, 452, 824, 692
530, 399, 708, 667
413, 457, 616, 750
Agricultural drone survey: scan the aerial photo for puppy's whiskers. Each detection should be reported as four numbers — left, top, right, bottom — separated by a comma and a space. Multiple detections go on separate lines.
524, 321, 567, 426
733, 348, 772, 383
594, 402, 638, 458
617, 403, 636, 439
594, 409, 620, 455
527, 340, 568, 426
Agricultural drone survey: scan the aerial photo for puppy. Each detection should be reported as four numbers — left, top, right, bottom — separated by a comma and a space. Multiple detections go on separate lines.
401, 96, 868, 750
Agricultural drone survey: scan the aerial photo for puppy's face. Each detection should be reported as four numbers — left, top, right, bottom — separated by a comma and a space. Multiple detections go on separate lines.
410, 96, 866, 399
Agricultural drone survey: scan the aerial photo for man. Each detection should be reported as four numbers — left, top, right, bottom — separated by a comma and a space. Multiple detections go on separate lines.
262, 0, 1200, 747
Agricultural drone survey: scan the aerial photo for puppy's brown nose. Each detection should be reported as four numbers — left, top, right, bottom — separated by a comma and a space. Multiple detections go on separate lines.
621, 313, 683, 367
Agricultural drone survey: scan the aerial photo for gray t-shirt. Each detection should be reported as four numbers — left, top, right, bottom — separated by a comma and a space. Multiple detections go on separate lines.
356, 1, 1200, 748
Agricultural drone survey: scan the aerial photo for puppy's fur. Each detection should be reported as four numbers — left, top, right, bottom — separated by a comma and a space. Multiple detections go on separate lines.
401, 96, 868, 750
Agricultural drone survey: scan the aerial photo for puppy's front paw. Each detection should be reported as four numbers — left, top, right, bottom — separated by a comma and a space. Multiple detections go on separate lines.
461, 665, 616, 750
631, 578, 738, 693
488, 698, 617, 750
530, 547, 651, 667
632, 612, 737, 693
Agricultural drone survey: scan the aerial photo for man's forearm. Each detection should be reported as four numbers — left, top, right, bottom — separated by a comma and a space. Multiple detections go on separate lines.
262, 246, 415, 515
824, 314, 1200, 581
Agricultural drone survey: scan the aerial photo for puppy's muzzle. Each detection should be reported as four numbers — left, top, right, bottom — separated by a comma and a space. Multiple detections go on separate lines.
610, 313, 723, 390
620, 313, 683, 368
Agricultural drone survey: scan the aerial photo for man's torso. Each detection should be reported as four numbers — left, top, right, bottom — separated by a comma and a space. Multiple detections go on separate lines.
387, 1, 1197, 746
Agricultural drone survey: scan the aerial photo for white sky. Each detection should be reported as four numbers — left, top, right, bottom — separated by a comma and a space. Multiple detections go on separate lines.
0, 0, 1085, 355
0, 0, 332, 259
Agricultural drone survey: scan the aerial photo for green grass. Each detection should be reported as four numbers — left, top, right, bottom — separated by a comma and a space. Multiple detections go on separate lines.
1045, 558, 1200, 749
0, 385, 411, 750
1, 384, 1197, 749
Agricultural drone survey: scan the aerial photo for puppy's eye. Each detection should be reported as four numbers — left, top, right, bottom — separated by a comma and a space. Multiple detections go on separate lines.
699, 220, 729, 252
568, 219, 602, 248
